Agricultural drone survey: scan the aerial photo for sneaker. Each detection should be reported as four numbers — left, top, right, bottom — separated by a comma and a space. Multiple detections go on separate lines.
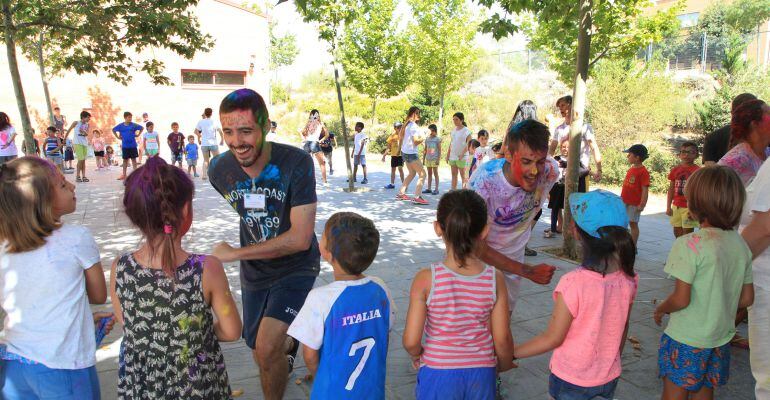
544, 229, 555, 238
361, 178, 368, 184
422, 189, 432, 194
525, 247, 537, 256
384, 184, 395, 189
194, 173, 199, 177
412, 196, 429, 205
329, 169, 334, 175
396, 193, 411, 201
287, 337, 300, 374
432, 189, 439, 195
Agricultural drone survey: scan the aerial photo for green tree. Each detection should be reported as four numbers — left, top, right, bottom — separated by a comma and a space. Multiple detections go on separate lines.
340, 0, 408, 126
292, 0, 360, 191
1, 0, 213, 152
407, 0, 477, 132
270, 22, 299, 69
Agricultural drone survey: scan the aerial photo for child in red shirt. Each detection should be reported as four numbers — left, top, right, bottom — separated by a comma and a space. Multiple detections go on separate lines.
621, 144, 650, 245
666, 141, 700, 238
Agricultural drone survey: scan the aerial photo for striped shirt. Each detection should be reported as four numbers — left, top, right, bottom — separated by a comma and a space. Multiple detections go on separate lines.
421, 262, 497, 369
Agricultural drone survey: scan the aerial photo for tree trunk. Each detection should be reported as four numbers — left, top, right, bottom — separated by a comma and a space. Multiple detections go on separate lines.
438, 90, 445, 134
562, 0, 593, 259
370, 97, 377, 128
38, 31, 55, 125
331, 40, 354, 192
2, 1, 34, 155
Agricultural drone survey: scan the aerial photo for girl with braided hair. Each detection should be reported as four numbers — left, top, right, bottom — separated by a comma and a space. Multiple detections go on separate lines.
109, 156, 242, 399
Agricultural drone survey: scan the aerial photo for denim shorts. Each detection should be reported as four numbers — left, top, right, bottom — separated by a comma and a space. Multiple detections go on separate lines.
626, 205, 641, 223
0, 359, 100, 400
201, 145, 219, 158
658, 333, 730, 391
241, 275, 316, 349
416, 366, 496, 400
548, 373, 618, 400
303, 141, 321, 154
354, 155, 366, 166
403, 153, 419, 163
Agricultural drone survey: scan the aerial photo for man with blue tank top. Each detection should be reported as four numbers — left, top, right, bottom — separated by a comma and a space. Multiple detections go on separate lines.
288, 212, 394, 399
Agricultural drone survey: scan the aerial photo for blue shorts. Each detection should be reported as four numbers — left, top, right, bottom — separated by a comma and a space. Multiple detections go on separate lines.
0, 359, 100, 400
354, 155, 366, 166
658, 333, 730, 391
548, 373, 618, 400
303, 141, 321, 154
171, 152, 183, 162
403, 153, 419, 163
415, 366, 496, 400
241, 275, 315, 349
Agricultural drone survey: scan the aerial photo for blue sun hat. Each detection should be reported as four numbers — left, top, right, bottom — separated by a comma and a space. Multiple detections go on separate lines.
569, 190, 629, 238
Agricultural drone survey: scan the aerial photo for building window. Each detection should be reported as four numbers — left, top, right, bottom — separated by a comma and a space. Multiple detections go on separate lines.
181, 70, 246, 86
677, 12, 699, 28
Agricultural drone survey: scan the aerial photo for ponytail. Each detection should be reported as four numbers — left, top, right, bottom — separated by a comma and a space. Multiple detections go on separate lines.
437, 190, 487, 268
577, 225, 635, 278
157, 168, 180, 280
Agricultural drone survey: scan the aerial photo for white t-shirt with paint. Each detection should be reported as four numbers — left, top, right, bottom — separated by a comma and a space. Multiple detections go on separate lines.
740, 159, 770, 290
0, 126, 18, 157
448, 127, 472, 161
555, 122, 596, 167
0, 224, 101, 369
401, 122, 419, 155
143, 131, 160, 150
72, 122, 89, 146
354, 131, 368, 155
195, 118, 221, 147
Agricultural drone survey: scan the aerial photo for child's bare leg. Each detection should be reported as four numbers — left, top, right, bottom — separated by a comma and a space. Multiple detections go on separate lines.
673, 227, 684, 238
690, 385, 714, 400
450, 165, 458, 189
460, 167, 468, 189
426, 167, 433, 190
629, 222, 640, 245
390, 167, 396, 184
362, 165, 367, 180
432, 168, 439, 190
683, 228, 694, 235
398, 166, 404, 182
661, 377, 689, 400
131, 158, 138, 170
122, 160, 129, 177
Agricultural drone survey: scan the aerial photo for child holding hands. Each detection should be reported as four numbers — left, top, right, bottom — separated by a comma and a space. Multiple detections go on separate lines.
514, 190, 638, 400
655, 166, 754, 400
404, 190, 515, 399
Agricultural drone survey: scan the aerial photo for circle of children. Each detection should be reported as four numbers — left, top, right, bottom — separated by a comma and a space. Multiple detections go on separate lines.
0, 89, 768, 400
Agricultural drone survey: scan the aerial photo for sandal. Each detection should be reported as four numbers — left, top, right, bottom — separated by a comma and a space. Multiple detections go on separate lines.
76, 177, 82, 182
82, 177, 90, 182
544, 229, 555, 238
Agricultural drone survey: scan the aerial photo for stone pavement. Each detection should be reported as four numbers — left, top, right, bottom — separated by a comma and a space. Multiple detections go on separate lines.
57, 150, 754, 399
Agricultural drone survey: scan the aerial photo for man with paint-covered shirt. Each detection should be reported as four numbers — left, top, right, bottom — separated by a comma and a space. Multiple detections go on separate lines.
208, 88, 319, 400
469, 119, 559, 310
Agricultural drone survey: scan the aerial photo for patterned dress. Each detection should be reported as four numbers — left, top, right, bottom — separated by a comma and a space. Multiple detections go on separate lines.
115, 253, 231, 399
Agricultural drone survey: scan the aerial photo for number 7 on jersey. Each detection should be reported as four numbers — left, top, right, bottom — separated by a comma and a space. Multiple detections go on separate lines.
345, 337, 376, 390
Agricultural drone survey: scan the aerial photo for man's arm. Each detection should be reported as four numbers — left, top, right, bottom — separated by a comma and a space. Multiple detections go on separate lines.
478, 242, 555, 284
742, 209, 770, 258
213, 203, 317, 262
589, 139, 602, 181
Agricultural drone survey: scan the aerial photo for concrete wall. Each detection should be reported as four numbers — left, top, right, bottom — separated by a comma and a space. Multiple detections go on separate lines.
0, 0, 269, 144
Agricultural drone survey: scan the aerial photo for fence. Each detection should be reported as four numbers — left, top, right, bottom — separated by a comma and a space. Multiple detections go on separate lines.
644, 30, 769, 72
489, 49, 549, 73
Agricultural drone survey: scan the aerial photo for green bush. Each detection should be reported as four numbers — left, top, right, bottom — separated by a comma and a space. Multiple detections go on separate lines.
587, 59, 689, 148
696, 66, 770, 136
601, 145, 678, 194
271, 82, 290, 104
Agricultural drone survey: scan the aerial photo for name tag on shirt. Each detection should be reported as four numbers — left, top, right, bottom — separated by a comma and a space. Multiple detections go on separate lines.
244, 193, 265, 211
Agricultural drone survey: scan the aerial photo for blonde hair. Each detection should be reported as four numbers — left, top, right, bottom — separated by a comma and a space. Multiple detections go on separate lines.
685, 166, 746, 230
0, 157, 61, 253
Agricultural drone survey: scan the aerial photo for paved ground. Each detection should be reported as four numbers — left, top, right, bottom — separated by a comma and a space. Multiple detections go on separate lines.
55, 149, 754, 399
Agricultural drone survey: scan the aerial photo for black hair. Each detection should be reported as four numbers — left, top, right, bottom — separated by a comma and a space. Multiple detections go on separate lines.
46, 126, 56, 133
123, 111, 132, 118
468, 139, 481, 150
453, 112, 467, 127
512, 100, 538, 124
219, 88, 270, 131
54, 107, 60, 111
437, 190, 488, 268
732, 93, 757, 113
171, 122, 179, 126
204, 107, 213, 117
80, 111, 90, 119
355, 122, 364, 130
428, 124, 437, 132
406, 106, 420, 121
324, 212, 380, 275
271, 121, 277, 128
680, 141, 698, 154
506, 119, 550, 154
146, 121, 154, 128
477, 129, 488, 138
491, 142, 502, 153
0, 112, 12, 131
576, 225, 635, 278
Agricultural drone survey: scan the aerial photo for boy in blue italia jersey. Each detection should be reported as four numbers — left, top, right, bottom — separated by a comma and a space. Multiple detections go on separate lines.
288, 212, 394, 400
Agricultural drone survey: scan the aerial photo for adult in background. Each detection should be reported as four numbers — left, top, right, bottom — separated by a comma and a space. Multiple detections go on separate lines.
318, 125, 336, 176
195, 107, 224, 181
703, 93, 757, 165
469, 119, 558, 311
300, 110, 329, 184
208, 89, 319, 400
740, 158, 770, 399
718, 99, 770, 186
0, 112, 18, 165
549, 95, 602, 187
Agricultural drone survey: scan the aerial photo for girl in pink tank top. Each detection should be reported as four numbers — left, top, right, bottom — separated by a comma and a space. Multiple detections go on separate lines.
514, 190, 638, 400
403, 190, 515, 399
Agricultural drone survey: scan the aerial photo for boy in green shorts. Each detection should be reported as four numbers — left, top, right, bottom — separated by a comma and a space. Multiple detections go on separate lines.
666, 141, 700, 238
